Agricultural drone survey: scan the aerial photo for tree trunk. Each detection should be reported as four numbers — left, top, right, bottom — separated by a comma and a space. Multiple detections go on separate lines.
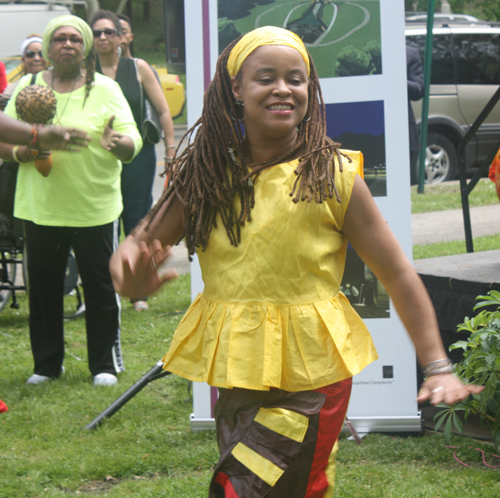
116, 0, 128, 14
143, 0, 151, 22
86, 0, 100, 18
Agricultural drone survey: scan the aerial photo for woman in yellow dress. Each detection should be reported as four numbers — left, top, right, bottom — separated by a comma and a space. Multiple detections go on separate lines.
110, 27, 482, 497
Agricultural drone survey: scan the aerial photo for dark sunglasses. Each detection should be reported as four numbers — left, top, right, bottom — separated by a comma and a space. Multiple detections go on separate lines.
92, 28, 117, 38
52, 36, 83, 45
24, 50, 43, 59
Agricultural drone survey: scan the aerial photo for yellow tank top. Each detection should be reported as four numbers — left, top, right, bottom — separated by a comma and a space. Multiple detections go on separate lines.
162, 151, 378, 391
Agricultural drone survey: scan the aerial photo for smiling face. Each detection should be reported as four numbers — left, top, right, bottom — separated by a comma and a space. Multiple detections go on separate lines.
92, 18, 120, 57
22, 41, 47, 74
48, 26, 85, 70
230, 45, 309, 144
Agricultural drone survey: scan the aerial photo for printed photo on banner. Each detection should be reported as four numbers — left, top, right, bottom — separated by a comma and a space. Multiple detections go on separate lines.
218, 0, 382, 79
341, 244, 390, 320
326, 100, 386, 197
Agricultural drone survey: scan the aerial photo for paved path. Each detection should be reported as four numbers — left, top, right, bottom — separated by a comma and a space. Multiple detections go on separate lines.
411, 204, 500, 246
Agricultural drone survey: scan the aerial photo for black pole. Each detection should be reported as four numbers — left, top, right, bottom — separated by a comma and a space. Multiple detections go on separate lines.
85, 361, 172, 430
456, 84, 500, 253
417, 0, 435, 193
457, 158, 474, 253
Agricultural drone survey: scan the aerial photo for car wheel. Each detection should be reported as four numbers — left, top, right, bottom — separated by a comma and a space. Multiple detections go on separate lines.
425, 133, 458, 184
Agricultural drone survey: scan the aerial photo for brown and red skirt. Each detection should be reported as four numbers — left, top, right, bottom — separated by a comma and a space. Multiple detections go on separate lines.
210, 378, 352, 498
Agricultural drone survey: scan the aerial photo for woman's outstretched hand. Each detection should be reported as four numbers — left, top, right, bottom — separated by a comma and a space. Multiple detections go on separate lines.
100, 115, 123, 152
37, 125, 91, 152
417, 373, 484, 406
110, 236, 178, 299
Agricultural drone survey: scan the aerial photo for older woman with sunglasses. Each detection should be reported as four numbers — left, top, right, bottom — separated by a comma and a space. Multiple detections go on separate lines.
89, 10, 175, 311
2, 15, 142, 387
3, 34, 48, 97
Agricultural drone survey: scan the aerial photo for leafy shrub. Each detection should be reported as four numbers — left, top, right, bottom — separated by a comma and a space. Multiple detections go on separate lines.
435, 290, 500, 450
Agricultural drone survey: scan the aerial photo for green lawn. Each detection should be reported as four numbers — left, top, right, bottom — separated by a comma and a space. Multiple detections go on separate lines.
1, 275, 498, 497
1, 180, 498, 496
411, 178, 499, 213
3, 0, 499, 483
411, 178, 500, 258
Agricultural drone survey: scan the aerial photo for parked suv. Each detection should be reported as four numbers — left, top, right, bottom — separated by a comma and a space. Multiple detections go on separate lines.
406, 17, 500, 183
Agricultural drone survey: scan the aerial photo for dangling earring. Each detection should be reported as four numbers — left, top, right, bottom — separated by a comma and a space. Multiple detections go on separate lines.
230, 100, 246, 122
117, 45, 122, 57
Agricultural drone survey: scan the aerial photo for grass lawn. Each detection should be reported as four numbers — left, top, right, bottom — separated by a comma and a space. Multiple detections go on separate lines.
1, 180, 498, 496
411, 178, 500, 259
1, 276, 499, 497
2, 3, 496, 494
410, 178, 499, 213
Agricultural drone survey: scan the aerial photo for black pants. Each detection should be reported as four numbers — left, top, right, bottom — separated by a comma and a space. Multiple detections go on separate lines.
120, 142, 156, 237
24, 220, 124, 377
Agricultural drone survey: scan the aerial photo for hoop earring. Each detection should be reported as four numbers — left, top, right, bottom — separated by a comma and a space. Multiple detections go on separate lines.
230, 100, 246, 122
303, 115, 311, 122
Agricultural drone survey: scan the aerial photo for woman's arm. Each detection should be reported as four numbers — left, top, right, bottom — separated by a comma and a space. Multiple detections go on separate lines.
0, 112, 91, 149
0, 143, 28, 162
137, 60, 176, 159
110, 193, 185, 299
343, 175, 483, 405
100, 115, 135, 162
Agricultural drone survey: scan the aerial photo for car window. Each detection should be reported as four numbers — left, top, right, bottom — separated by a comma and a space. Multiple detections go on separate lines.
407, 33, 455, 85
452, 33, 500, 85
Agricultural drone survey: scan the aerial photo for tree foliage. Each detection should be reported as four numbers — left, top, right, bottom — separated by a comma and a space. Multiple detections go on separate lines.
334, 44, 381, 77
406, 0, 500, 21
218, 18, 242, 54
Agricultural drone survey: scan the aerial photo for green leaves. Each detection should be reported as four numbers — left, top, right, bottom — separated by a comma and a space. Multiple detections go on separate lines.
434, 403, 465, 441
440, 291, 500, 450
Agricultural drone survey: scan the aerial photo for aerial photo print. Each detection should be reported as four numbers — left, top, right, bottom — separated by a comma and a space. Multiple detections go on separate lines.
326, 100, 386, 197
218, 0, 382, 79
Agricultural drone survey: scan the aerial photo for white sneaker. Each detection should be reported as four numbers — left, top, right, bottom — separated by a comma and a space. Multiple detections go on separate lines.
26, 374, 51, 385
27, 366, 64, 385
94, 373, 118, 386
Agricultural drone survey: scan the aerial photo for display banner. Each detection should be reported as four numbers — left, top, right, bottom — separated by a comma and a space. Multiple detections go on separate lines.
185, 0, 421, 433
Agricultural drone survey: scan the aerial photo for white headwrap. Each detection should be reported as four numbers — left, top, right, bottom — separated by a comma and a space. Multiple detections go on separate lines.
20, 36, 43, 57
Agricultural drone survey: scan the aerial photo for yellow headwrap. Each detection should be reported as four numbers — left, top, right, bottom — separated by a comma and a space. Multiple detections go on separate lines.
42, 15, 94, 60
227, 26, 310, 78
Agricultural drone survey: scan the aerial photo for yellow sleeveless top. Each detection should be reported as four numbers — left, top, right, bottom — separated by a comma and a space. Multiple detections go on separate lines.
162, 151, 378, 391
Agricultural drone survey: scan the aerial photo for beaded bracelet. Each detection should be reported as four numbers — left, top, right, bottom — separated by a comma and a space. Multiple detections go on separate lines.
423, 358, 453, 378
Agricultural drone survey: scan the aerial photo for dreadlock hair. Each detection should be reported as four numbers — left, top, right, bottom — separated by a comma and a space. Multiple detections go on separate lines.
144, 36, 350, 258
83, 48, 96, 106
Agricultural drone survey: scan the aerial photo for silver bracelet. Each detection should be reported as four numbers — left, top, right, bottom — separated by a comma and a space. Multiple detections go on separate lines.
423, 358, 453, 378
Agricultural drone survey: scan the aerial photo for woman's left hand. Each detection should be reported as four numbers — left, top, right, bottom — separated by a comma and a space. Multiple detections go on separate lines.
100, 115, 123, 152
110, 237, 178, 298
417, 373, 484, 406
